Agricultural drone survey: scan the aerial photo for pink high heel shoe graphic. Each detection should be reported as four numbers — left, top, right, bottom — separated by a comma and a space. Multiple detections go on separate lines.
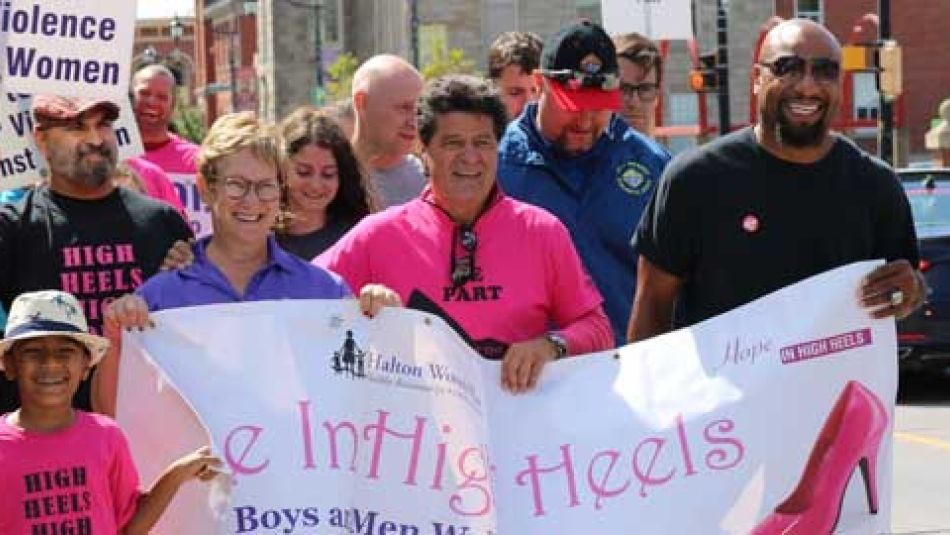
751, 380, 888, 535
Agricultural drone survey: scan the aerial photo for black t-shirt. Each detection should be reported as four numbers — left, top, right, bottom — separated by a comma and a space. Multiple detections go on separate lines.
277, 217, 354, 261
0, 185, 193, 411
635, 127, 919, 327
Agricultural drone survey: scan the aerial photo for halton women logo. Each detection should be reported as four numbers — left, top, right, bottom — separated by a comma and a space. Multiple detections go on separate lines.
330, 330, 367, 379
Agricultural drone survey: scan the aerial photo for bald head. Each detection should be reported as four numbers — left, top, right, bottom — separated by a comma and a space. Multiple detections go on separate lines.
352, 54, 422, 98
759, 19, 841, 63
132, 64, 178, 142
132, 63, 177, 87
351, 55, 424, 169
755, 19, 843, 158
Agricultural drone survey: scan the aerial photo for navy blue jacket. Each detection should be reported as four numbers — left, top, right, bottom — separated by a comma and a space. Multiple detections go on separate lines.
498, 103, 670, 345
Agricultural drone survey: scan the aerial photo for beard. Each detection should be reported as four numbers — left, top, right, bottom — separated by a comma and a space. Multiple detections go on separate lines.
774, 100, 831, 148
49, 143, 118, 189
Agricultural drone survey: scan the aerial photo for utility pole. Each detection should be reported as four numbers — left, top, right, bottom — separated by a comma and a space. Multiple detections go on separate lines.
409, 0, 420, 68
314, 2, 324, 90
715, 0, 730, 135
877, 0, 894, 165
286, 0, 325, 104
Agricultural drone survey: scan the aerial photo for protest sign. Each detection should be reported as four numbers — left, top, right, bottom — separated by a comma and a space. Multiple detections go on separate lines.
0, 93, 144, 192
600, 0, 694, 41
170, 171, 213, 237
0, 0, 136, 99
118, 261, 895, 534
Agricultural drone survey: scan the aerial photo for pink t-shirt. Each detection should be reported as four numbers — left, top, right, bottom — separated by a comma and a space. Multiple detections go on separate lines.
317, 189, 604, 359
141, 133, 199, 175
124, 156, 186, 215
0, 411, 142, 534
142, 133, 211, 236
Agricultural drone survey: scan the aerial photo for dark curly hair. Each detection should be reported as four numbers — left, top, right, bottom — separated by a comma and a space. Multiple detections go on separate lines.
279, 106, 377, 226
417, 75, 508, 146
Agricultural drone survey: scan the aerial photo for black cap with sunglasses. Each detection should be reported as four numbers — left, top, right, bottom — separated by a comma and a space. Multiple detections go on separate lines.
539, 20, 623, 112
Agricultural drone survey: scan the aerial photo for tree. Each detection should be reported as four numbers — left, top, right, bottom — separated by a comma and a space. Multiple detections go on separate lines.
326, 52, 360, 103
421, 35, 477, 81
170, 99, 206, 145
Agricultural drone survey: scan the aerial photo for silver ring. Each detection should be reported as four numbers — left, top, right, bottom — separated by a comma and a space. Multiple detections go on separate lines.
889, 289, 904, 307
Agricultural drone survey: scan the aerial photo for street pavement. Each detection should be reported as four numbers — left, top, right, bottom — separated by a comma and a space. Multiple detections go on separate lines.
891, 371, 950, 534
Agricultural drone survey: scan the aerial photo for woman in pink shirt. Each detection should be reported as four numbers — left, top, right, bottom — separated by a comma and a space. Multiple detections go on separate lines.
123, 156, 187, 218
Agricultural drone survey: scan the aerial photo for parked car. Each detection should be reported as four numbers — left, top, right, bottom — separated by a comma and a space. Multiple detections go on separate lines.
897, 168, 950, 371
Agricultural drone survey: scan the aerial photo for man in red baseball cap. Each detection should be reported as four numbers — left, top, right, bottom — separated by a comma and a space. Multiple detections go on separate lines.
0, 95, 192, 414
497, 20, 671, 346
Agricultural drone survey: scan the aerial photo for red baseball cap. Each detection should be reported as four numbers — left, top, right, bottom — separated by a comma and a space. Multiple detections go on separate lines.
540, 21, 622, 112
31, 95, 120, 126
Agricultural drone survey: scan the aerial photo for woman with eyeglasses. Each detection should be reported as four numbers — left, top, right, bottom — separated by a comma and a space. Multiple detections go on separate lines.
277, 106, 378, 260
95, 112, 400, 415
318, 75, 613, 394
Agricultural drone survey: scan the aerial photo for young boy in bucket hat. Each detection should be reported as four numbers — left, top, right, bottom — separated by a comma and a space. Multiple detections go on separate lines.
0, 290, 220, 534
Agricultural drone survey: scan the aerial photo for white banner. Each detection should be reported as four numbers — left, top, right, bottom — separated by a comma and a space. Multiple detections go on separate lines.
600, 0, 694, 41
0, 93, 144, 191
0, 0, 137, 99
118, 261, 896, 534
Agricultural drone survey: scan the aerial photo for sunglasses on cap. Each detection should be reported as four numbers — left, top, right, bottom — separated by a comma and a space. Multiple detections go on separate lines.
540, 69, 620, 91
757, 56, 841, 84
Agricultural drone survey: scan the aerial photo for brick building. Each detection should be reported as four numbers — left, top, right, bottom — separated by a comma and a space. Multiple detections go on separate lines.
195, 0, 259, 126
244, 0, 948, 161
255, 0, 598, 122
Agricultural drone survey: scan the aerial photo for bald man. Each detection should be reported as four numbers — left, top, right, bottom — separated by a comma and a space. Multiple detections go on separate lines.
628, 18, 923, 341
132, 64, 207, 235
351, 54, 426, 207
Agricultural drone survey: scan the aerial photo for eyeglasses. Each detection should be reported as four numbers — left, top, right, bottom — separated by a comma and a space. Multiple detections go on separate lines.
451, 225, 480, 287
757, 56, 841, 84
619, 82, 658, 102
540, 69, 620, 91
218, 177, 281, 202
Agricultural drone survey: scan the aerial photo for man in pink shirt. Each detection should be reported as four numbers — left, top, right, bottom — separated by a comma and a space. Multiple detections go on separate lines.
132, 64, 210, 236
318, 75, 613, 393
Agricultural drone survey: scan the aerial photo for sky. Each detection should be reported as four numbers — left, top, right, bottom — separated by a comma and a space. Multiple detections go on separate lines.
137, 0, 195, 20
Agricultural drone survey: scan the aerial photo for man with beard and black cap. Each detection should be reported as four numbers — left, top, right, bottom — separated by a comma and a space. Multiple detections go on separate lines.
497, 20, 669, 347
0, 95, 192, 413
627, 18, 924, 341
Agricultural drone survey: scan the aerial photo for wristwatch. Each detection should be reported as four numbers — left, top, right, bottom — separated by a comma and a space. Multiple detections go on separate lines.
545, 332, 568, 360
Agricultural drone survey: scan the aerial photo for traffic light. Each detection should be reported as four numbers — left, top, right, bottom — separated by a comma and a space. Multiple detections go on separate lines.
841, 45, 871, 72
877, 40, 903, 99
689, 51, 718, 92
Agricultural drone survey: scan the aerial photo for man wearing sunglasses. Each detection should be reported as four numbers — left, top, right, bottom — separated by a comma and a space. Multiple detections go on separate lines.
497, 20, 670, 347
0, 95, 193, 413
319, 75, 613, 394
628, 18, 924, 342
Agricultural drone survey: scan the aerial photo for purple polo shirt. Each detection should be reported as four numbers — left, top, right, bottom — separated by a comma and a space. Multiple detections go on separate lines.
137, 235, 351, 311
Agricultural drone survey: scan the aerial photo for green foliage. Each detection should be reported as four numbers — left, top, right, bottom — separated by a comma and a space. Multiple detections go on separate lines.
326, 52, 360, 103
421, 36, 477, 81
171, 102, 206, 145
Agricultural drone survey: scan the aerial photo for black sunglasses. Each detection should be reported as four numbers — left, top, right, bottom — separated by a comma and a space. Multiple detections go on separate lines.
451, 225, 479, 287
540, 69, 620, 91
758, 56, 841, 83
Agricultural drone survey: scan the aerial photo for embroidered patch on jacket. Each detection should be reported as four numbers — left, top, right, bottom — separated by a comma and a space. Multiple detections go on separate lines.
616, 161, 653, 195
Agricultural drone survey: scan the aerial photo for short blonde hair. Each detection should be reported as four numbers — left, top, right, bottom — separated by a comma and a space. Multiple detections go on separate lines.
198, 112, 282, 184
